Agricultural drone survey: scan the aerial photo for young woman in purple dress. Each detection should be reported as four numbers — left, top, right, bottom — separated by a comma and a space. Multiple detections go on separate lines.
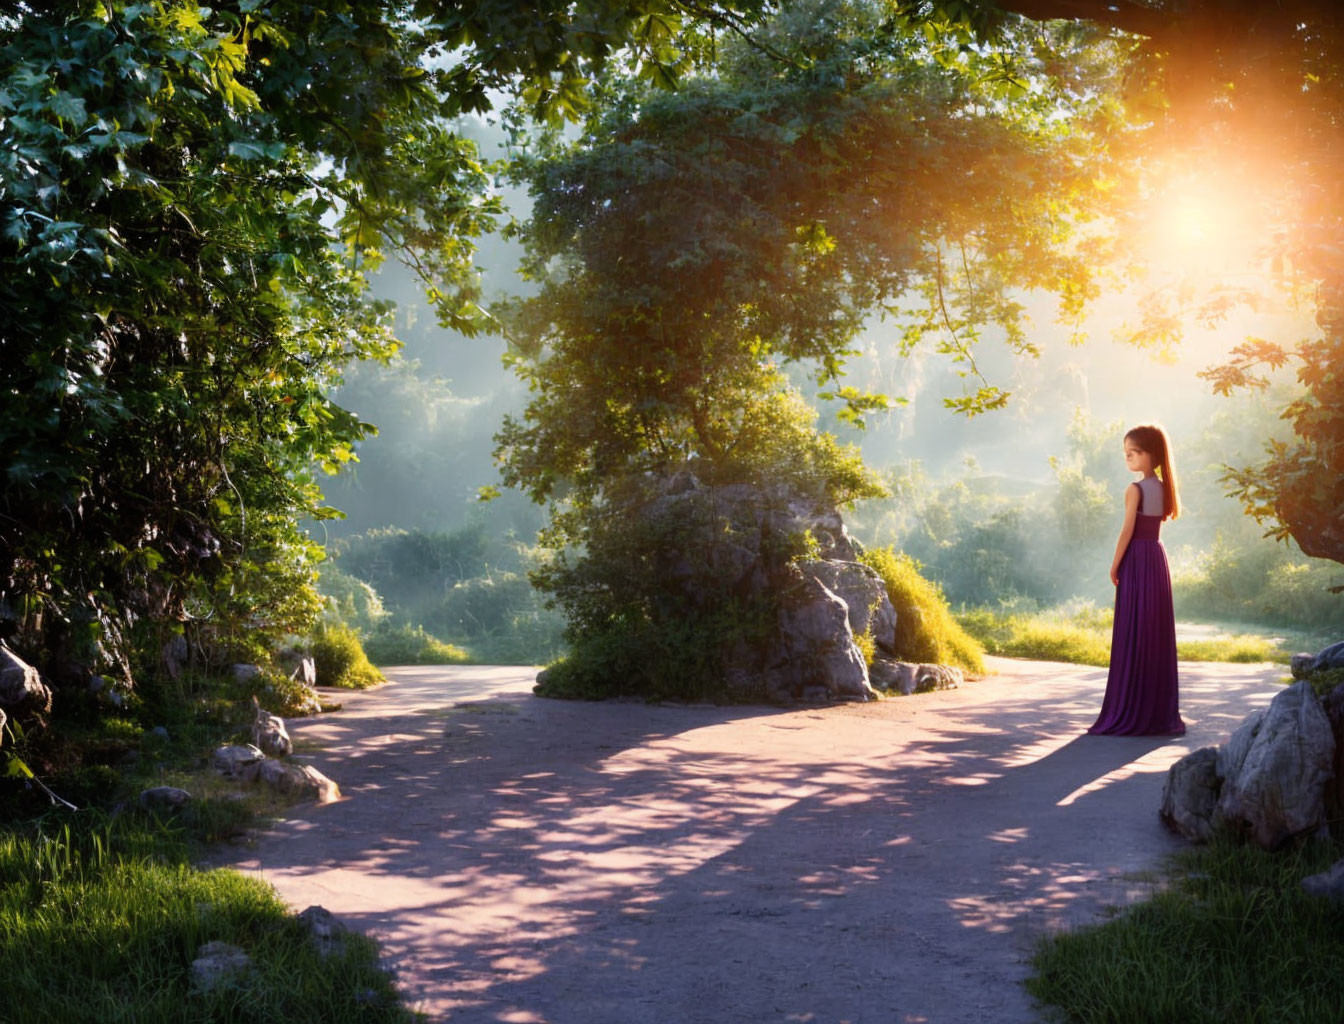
1088, 424, 1186, 736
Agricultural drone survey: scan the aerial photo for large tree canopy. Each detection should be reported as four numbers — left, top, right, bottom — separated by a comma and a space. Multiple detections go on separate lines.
0, 0, 775, 679
494, 0, 1129, 690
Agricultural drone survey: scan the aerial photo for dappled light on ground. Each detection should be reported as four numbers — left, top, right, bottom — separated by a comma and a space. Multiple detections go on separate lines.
215, 657, 1285, 1023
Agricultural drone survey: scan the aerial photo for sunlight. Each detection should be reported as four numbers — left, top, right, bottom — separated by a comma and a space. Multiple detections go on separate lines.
1138, 164, 1267, 281
1055, 745, 1188, 807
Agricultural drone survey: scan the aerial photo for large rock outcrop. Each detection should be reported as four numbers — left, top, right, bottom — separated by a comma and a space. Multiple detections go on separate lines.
1161, 681, 1336, 849
634, 474, 897, 703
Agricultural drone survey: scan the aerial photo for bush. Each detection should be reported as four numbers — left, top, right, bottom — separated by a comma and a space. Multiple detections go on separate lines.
310, 624, 383, 689
361, 624, 470, 666
859, 546, 985, 672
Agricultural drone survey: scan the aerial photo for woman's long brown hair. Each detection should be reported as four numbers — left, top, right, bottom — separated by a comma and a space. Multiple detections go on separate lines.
1125, 424, 1180, 520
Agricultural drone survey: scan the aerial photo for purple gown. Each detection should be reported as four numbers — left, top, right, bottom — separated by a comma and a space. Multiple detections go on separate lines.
1088, 483, 1185, 736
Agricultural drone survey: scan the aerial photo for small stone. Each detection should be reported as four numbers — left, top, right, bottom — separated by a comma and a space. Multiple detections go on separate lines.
252, 758, 340, 803
1159, 746, 1220, 842
232, 663, 262, 685
297, 905, 348, 957
250, 697, 292, 758
139, 786, 192, 811
1301, 857, 1344, 903
214, 743, 265, 777
191, 941, 251, 991
0, 642, 52, 714
1291, 653, 1316, 679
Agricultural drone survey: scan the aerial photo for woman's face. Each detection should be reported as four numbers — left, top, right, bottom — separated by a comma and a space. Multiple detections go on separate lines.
1124, 438, 1154, 474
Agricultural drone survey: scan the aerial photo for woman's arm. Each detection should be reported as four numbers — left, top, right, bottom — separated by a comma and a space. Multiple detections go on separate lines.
1110, 483, 1140, 585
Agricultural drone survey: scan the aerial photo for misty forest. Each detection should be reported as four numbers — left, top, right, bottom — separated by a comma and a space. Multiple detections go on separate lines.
2, 0, 1344, 1019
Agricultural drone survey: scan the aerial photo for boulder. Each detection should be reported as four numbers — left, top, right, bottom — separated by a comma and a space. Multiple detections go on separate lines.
762, 574, 873, 703
231, 663, 262, 685
250, 696, 292, 758
0, 643, 51, 715
1291, 653, 1316, 680
1216, 681, 1335, 850
191, 941, 251, 991
803, 560, 897, 652
214, 743, 265, 777
869, 659, 918, 695
1215, 706, 1266, 787
251, 758, 341, 803
1301, 857, 1344, 904
297, 905, 349, 958
139, 786, 192, 811
1160, 747, 1221, 841
1310, 640, 1344, 673
915, 663, 962, 693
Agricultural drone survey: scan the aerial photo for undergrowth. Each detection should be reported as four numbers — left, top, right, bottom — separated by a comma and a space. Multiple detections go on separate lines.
0, 809, 411, 1024
957, 604, 1297, 667
859, 546, 986, 673
1028, 835, 1344, 1023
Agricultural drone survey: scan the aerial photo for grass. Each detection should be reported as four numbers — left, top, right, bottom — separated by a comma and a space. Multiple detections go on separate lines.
859, 546, 986, 672
0, 810, 412, 1023
1028, 835, 1344, 1023
957, 604, 1303, 668
1, 662, 416, 1022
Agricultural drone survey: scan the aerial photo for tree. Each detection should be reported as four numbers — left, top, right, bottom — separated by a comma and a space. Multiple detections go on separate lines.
495, 0, 1122, 689
895, 0, 1344, 565
0, 0, 777, 684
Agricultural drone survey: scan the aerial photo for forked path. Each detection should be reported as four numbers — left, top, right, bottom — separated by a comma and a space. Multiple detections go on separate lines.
214, 658, 1283, 1023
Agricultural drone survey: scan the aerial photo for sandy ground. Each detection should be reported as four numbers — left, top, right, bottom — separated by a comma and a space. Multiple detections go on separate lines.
212, 657, 1285, 1023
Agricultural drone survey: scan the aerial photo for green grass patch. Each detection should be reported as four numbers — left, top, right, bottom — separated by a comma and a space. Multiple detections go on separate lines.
362, 623, 471, 666
1028, 836, 1344, 1023
957, 605, 1304, 667
859, 546, 986, 673
0, 811, 411, 1024
311, 623, 385, 689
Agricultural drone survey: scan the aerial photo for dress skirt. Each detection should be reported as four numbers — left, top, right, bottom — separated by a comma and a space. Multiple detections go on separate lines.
1088, 514, 1185, 736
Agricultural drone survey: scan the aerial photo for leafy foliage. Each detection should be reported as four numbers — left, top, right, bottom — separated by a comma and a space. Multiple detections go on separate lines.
361, 623, 470, 666
859, 546, 985, 672
310, 624, 383, 690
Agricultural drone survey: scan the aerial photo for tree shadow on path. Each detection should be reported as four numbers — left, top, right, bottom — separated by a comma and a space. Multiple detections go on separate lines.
216, 658, 1283, 1024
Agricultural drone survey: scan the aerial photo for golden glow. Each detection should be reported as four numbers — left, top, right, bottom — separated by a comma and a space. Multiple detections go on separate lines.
1141, 168, 1263, 277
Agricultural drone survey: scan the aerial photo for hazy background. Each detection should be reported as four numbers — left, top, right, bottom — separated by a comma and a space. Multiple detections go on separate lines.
317, 117, 1341, 662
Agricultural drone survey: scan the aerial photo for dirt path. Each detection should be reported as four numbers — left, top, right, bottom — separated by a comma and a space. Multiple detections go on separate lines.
212, 658, 1284, 1023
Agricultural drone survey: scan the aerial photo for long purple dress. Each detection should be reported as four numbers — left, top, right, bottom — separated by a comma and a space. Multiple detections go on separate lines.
1088, 478, 1185, 736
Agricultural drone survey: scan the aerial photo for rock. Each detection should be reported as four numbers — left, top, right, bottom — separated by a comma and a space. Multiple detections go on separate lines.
231, 663, 262, 685
803, 560, 898, 652
915, 664, 962, 693
297, 905, 348, 957
291, 656, 317, 688
251, 758, 341, 803
764, 574, 873, 703
214, 743, 265, 777
1216, 707, 1266, 787
1301, 857, 1344, 903
161, 635, 188, 681
139, 786, 192, 811
1216, 681, 1335, 850
1160, 747, 1221, 842
250, 696, 292, 758
1291, 653, 1316, 680
1310, 640, 1344, 673
191, 941, 251, 991
0, 643, 52, 715
0, 706, 6, 738
868, 658, 916, 694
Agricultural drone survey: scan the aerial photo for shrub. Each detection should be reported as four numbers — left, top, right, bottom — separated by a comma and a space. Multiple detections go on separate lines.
361, 624, 470, 666
859, 546, 985, 672
310, 624, 383, 689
